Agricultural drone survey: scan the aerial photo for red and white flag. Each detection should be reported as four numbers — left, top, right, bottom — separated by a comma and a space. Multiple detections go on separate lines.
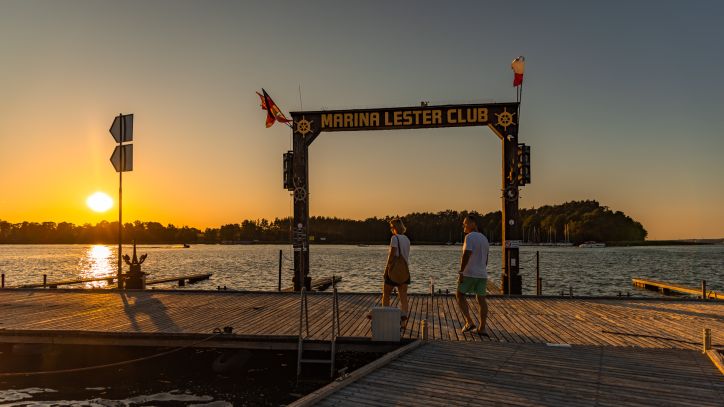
511, 56, 525, 87
256, 89, 291, 128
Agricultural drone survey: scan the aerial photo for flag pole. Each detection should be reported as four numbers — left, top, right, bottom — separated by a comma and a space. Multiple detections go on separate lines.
516, 83, 523, 131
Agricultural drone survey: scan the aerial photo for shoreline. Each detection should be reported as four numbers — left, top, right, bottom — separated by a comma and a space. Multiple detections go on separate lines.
0, 240, 719, 247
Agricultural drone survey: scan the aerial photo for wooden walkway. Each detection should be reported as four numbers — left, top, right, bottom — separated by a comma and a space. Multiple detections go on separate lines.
295, 341, 724, 407
632, 278, 722, 299
16, 273, 212, 288
0, 290, 721, 351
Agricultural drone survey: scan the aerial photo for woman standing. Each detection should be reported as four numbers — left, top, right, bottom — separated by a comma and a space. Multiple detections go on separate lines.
382, 218, 410, 320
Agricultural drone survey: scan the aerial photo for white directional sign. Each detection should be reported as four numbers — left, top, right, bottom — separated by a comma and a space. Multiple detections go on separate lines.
110, 144, 133, 172
110, 114, 134, 143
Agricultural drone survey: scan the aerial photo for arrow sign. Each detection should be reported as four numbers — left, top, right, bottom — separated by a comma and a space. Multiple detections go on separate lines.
110, 114, 134, 143
110, 144, 133, 172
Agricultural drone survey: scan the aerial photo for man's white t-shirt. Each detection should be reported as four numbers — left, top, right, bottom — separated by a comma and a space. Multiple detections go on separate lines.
462, 231, 489, 278
390, 234, 411, 263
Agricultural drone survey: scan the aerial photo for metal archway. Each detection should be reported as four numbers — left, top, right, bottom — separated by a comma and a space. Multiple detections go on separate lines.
286, 102, 529, 294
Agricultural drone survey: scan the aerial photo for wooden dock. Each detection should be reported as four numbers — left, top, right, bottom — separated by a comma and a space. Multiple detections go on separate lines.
0, 290, 720, 351
282, 276, 343, 292
292, 341, 724, 407
632, 278, 722, 299
16, 273, 212, 289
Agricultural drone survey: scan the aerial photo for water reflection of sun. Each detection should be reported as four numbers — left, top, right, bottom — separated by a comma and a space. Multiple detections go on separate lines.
79, 245, 115, 288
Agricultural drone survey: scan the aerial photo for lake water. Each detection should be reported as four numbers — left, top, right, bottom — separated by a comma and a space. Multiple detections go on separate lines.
1, 243, 722, 405
1, 244, 722, 296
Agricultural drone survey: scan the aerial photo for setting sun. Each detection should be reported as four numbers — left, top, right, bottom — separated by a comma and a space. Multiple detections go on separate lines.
86, 192, 113, 213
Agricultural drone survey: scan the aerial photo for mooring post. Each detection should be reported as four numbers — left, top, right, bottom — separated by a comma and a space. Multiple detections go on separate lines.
538, 277, 542, 296
569, 285, 573, 297
701, 280, 707, 300
536, 251, 540, 295
278, 250, 283, 292
1, 273, 4, 288
421, 319, 428, 341
43, 274, 47, 288
703, 328, 712, 354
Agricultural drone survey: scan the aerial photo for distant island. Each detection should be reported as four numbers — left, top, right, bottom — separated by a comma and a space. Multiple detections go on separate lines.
0, 200, 689, 246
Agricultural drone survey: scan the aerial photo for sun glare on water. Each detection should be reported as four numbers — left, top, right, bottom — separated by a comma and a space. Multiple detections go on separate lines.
86, 192, 113, 212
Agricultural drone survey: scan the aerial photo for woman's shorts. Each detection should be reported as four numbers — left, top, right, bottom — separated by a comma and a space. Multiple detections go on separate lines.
384, 273, 410, 287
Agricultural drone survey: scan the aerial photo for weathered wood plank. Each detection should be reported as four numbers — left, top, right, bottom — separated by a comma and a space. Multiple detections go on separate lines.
0, 290, 721, 351
632, 278, 722, 299
314, 341, 724, 406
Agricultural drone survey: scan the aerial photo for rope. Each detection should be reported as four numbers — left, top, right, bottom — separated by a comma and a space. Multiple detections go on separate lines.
0, 330, 228, 377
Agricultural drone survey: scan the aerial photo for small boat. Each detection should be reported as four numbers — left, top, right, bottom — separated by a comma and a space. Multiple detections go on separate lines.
578, 241, 605, 248
182, 244, 191, 248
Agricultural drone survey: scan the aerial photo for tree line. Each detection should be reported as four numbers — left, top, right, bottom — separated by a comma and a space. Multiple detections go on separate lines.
0, 200, 646, 244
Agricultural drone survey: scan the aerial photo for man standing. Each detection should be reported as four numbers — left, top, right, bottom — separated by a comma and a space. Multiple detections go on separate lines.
456, 214, 489, 336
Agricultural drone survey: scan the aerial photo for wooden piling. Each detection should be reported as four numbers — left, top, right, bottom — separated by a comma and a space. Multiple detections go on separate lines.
703, 328, 711, 354
702, 280, 706, 300
1, 273, 4, 288
43, 274, 47, 288
421, 319, 428, 341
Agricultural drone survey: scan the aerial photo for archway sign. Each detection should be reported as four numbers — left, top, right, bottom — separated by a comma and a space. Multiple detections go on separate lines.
286, 102, 530, 294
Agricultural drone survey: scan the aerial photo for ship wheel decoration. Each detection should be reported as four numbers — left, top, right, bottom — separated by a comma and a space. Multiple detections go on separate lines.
504, 186, 518, 202
495, 108, 516, 130
294, 186, 307, 202
295, 116, 313, 136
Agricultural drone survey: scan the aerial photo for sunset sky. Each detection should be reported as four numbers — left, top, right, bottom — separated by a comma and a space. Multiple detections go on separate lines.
1, 1, 722, 239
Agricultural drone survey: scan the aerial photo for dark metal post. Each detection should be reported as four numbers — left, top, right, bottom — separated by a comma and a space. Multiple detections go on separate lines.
117, 113, 124, 289
498, 111, 522, 295
278, 250, 283, 292
1, 273, 4, 288
506, 251, 511, 296
702, 280, 707, 300
536, 251, 540, 295
291, 128, 315, 291
43, 274, 47, 288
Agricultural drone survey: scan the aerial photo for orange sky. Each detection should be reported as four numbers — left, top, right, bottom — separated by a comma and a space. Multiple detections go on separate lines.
1, 2, 723, 240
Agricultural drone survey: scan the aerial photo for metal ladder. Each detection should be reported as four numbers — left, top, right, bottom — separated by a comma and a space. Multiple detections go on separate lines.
296, 275, 341, 379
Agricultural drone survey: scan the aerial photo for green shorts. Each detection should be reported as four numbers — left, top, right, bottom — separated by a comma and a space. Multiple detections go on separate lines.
458, 276, 487, 296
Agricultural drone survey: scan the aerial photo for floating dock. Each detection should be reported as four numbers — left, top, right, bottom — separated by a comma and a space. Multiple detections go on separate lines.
632, 278, 722, 299
15, 273, 212, 289
0, 289, 722, 406
0, 290, 721, 351
291, 341, 724, 407
283, 276, 344, 292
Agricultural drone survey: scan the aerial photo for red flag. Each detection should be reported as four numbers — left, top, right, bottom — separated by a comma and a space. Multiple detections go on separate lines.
511, 56, 525, 87
257, 89, 291, 128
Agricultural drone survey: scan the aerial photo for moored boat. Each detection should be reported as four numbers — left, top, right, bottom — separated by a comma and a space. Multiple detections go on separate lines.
578, 241, 605, 248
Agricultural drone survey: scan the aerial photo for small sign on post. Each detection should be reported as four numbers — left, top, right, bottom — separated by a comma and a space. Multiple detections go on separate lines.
110, 114, 134, 143
110, 144, 133, 172
109, 113, 135, 289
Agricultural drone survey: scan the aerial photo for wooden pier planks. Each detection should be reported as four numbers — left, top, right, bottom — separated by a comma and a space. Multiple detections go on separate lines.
310, 341, 724, 407
632, 278, 722, 299
0, 290, 721, 351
